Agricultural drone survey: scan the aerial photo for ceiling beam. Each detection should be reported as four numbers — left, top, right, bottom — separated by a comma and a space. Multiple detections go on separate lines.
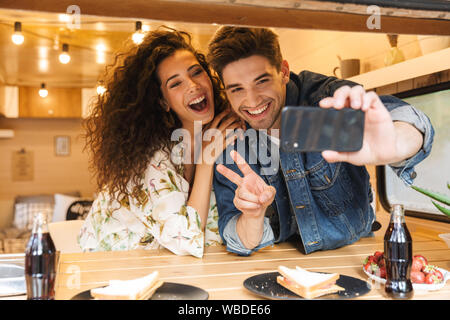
1, 0, 449, 35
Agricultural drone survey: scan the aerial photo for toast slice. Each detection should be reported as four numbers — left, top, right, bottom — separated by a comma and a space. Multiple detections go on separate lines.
91, 271, 163, 300
277, 266, 344, 299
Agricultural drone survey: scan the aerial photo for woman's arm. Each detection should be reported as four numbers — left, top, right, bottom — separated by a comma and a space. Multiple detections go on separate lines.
187, 110, 244, 230
187, 163, 214, 230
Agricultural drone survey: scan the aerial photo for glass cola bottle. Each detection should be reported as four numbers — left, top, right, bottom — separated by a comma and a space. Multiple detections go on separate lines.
384, 204, 413, 299
25, 211, 57, 300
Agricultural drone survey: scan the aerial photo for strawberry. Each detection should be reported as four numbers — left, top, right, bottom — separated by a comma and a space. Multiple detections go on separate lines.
378, 266, 386, 279
412, 257, 424, 272
378, 256, 386, 268
374, 251, 383, 263
364, 255, 376, 265
364, 261, 379, 275
411, 271, 425, 284
370, 263, 380, 276
422, 265, 444, 283
413, 255, 428, 270
363, 261, 371, 272
425, 273, 443, 284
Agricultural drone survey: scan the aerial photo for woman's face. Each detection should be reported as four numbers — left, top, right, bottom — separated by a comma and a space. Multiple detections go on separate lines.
158, 50, 215, 128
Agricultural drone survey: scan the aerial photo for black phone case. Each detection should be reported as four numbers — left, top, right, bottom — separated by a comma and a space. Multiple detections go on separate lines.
280, 106, 365, 153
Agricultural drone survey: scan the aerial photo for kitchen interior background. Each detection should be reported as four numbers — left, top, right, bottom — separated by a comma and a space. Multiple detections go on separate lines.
0, 8, 448, 229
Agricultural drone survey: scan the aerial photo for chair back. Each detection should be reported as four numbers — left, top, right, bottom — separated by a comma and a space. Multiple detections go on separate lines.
66, 200, 93, 220
48, 220, 85, 253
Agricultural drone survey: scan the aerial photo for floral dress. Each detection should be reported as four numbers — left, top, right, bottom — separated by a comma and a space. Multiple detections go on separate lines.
78, 149, 221, 258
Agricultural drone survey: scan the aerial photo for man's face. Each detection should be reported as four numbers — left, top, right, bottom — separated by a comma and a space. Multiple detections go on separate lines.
221, 55, 290, 130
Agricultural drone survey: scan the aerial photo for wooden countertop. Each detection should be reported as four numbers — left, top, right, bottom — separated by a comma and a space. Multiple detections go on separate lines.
2, 210, 449, 300
54, 210, 450, 300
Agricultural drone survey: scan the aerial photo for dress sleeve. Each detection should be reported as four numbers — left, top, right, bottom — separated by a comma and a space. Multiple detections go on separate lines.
139, 152, 205, 257
77, 192, 147, 252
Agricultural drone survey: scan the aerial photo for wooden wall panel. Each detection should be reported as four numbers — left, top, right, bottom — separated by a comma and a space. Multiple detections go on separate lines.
19, 87, 81, 118
0, 118, 96, 228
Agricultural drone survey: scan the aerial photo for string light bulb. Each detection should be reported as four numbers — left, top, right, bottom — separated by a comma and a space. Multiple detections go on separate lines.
132, 21, 144, 45
39, 83, 48, 98
12, 22, 24, 45
96, 43, 106, 64
96, 83, 106, 95
59, 43, 71, 64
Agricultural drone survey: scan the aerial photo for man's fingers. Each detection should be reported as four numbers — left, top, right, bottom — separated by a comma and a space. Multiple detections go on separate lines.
319, 97, 335, 109
362, 91, 383, 112
216, 164, 243, 186
258, 186, 276, 205
234, 197, 261, 210
333, 85, 352, 109
320, 85, 366, 110
321, 150, 352, 163
237, 187, 260, 203
349, 85, 365, 109
231, 150, 254, 176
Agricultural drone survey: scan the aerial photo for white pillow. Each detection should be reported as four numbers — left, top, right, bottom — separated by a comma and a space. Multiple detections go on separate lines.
53, 193, 81, 222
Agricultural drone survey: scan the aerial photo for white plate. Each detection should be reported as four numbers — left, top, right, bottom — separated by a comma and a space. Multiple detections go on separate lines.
0, 264, 26, 297
363, 266, 450, 291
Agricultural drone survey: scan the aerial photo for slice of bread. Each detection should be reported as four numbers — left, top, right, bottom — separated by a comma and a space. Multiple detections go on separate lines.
277, 266, 344, 299
91, 271, 163, 300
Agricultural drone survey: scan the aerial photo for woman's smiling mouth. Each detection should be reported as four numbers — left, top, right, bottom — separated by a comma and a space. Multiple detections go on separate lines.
188, 94, 209, 113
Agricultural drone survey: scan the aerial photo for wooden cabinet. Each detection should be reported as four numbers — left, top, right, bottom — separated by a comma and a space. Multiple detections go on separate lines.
18, 86, 81, 118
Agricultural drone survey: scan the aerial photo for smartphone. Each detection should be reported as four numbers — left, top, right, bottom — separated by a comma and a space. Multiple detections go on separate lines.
280, 106, 365, 153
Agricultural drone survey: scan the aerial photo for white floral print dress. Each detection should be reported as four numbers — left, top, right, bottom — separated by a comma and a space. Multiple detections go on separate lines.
78, 149, 221, 258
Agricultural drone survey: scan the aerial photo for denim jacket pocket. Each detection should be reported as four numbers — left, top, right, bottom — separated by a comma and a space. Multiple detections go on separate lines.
307, 160, 354, 216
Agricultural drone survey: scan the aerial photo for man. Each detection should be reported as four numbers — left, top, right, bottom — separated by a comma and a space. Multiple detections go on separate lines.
207, 27, 434, 255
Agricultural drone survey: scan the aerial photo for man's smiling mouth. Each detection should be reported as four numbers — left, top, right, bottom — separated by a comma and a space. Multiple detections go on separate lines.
243, 101, 270, 118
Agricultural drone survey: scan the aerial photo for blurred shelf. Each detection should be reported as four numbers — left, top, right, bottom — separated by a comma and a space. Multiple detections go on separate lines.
348, 48, 450, 90
0, 129, 14, 139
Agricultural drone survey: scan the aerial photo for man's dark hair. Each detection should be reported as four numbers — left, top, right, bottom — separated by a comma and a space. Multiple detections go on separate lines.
207, 27, 283, 80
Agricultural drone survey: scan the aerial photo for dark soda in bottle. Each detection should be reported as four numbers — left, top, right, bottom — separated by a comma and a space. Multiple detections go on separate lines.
383, 204, 413, 299
25, 211, 57, 300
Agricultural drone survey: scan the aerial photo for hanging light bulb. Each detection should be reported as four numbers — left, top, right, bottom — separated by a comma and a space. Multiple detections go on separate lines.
132, 21, 144, 45
58, 14, 70, 23
59, 43, 71, 64
96, 43, 106, 64
39, 83, 48, 98
12, 22, 24, 45
96, 82, 106, 95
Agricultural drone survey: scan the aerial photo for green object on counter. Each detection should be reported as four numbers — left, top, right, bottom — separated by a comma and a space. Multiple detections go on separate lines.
411, 184, 450, 217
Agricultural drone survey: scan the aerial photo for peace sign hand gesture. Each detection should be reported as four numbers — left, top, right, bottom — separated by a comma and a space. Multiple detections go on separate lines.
217, 150, 276, 249
216, 150, 276, 249
217, 150, 276, 214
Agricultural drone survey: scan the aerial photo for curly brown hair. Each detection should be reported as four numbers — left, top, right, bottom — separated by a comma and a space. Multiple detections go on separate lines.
84, 26, 227, 201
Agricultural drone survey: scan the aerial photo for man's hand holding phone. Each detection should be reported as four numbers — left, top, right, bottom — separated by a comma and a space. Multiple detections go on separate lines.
216, 150, 276, 249
319, 85, 419, 166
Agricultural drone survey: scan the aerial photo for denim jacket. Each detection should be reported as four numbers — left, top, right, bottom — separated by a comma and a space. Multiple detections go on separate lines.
213, 70, 434, 256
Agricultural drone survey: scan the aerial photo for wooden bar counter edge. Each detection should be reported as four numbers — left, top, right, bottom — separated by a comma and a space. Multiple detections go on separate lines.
53, 210, 450, 300
1, 209, 448, 300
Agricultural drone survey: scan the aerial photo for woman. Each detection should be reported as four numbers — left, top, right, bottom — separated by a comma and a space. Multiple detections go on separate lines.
78, 27, 242, 258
